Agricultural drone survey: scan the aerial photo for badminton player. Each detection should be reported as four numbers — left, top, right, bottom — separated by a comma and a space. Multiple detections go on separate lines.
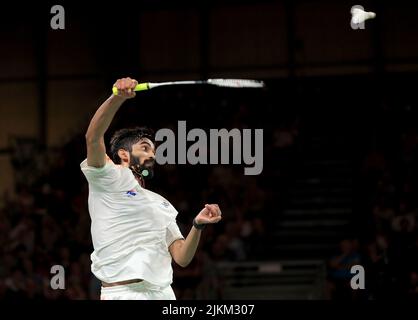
80, 77, 222, 300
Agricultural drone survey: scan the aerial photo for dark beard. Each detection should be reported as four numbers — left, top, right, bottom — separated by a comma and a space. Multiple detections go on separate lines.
129, 155, 155, 181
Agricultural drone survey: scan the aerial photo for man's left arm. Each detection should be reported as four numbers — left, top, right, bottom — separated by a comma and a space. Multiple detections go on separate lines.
169, 204, 222, 267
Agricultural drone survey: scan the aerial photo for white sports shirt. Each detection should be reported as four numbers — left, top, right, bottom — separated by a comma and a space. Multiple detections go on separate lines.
80, 159, 185, 287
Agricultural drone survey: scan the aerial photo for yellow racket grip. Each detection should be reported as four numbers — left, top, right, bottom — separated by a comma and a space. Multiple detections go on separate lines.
112, 83, 149, 95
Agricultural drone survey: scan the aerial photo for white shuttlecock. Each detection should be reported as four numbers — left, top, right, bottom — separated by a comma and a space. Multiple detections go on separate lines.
351, 6, 376, 25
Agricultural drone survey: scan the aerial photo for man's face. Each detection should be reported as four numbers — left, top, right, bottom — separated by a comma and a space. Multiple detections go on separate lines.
130, 138, 156, 168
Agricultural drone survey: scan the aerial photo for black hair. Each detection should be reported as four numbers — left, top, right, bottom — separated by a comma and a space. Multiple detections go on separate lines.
109, 127, 155, 164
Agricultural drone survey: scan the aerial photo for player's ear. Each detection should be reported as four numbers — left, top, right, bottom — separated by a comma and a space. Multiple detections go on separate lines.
118, 149, 129, 164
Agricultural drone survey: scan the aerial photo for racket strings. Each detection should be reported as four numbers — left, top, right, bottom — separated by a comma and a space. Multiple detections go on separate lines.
207, 79, 265, 88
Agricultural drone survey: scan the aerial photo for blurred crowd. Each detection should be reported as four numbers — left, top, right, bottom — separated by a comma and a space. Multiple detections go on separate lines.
326, 103, 418, 300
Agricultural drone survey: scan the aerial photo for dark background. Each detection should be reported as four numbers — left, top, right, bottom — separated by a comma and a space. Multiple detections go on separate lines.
1, 0, 418, 300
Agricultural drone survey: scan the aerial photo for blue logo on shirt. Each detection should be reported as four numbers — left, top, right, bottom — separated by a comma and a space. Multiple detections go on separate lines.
126, 190, 137, 197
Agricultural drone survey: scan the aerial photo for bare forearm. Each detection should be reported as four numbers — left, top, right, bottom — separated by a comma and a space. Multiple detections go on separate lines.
178, 226, 202, 267
170, 204, 222, 267
86, 95, 126, 141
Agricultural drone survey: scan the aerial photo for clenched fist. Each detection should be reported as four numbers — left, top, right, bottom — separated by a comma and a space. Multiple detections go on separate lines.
194, 204, 222, 225
113, 77, 138, 99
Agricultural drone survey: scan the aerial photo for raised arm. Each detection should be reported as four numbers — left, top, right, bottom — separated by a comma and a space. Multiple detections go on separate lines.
85, 77, 138, 167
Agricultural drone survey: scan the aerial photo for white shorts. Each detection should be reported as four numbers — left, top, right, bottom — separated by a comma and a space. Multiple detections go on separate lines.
100, 281, 176, 300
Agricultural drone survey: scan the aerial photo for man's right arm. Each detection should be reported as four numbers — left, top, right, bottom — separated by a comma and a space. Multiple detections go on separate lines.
85, 77, 138, 168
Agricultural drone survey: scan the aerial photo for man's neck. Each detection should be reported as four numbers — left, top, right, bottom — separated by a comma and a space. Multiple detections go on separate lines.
135, 175, 145, 188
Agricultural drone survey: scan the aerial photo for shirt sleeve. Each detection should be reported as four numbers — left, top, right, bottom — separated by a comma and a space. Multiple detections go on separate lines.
80, 159, 122, 192
166, 220, 185, 247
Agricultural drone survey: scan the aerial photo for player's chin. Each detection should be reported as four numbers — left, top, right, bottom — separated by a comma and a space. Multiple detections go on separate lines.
143, 158, 156, 168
